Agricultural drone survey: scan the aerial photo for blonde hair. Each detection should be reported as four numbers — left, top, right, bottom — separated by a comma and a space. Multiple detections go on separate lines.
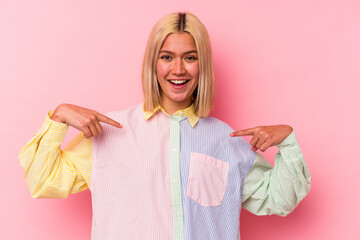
142, 12, 214, 117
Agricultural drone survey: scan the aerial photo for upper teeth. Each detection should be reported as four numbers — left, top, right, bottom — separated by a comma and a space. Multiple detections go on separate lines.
169, 80, 187, 84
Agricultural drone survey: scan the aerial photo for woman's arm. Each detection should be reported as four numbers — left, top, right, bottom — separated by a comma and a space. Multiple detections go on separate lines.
19, 113, 92, 198
19, 104, 122, 198
231, 126, 311, 216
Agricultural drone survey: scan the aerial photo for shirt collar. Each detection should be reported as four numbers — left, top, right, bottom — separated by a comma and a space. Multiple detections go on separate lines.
143, 104, 199, 127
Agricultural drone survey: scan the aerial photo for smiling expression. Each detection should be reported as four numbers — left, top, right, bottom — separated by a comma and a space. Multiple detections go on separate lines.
156, 32, 199, 113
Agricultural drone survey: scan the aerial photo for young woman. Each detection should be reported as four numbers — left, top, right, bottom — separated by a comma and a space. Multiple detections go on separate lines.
19, 12, 311, 240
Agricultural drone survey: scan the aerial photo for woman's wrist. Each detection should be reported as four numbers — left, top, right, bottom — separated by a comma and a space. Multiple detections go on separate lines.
51, 104, 67, 123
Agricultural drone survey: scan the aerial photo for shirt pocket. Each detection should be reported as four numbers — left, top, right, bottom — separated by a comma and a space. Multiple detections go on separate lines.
186, 152, 229, 207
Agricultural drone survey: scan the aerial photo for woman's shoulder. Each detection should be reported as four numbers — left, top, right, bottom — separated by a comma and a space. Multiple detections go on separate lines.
196, 115, 239, 143
104, 103, 143, 120
198, 115, 234, 132
197, 116, 252, 154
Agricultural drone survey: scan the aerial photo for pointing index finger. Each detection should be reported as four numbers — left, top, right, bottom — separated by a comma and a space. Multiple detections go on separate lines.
230, 127, 256, 137
96, 113, 122, 128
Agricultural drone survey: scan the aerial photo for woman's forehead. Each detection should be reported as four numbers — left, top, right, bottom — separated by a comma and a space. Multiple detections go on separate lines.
160, 32, 197, 52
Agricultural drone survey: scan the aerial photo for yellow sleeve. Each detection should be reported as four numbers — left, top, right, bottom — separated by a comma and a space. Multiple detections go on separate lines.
19, 112, 92, 198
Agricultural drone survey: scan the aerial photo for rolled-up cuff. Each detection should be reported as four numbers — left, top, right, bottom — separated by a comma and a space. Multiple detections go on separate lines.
40, 111, 68, 142
277, 131, 302, 157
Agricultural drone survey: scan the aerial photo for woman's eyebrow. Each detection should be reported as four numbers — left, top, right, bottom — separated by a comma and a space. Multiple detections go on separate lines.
159, 50, 198, 54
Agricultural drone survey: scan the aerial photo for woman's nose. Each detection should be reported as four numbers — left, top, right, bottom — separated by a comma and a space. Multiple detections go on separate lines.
172, 58, 186, 75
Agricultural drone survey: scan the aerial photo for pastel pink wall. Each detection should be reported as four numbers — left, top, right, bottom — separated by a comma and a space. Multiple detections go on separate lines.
1, 0, 359, 239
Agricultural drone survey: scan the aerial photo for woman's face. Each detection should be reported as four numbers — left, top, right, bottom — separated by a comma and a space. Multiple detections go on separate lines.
156, 32, 199, 112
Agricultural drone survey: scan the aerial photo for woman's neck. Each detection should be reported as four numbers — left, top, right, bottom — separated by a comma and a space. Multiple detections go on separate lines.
161, 98, 192, 115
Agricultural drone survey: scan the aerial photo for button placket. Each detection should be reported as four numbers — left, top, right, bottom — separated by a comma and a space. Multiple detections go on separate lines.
169, 116, 184, 240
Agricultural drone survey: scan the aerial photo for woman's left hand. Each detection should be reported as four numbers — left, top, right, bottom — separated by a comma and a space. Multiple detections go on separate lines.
230, 125, 293, 152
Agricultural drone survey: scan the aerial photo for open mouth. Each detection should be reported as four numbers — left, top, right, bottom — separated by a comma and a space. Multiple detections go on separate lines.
168, 79, 189, 85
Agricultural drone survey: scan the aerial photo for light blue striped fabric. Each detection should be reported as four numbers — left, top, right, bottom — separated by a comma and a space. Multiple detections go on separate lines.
177, 116, 255, 239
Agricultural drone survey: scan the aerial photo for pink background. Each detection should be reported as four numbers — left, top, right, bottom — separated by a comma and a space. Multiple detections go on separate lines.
1, 0, 359, 239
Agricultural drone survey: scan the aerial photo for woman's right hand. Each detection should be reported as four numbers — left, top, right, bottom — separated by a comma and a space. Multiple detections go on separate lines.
51, 104, 122, 138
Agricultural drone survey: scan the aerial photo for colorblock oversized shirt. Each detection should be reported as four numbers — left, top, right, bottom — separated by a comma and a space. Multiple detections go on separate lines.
19, 104, 311, 240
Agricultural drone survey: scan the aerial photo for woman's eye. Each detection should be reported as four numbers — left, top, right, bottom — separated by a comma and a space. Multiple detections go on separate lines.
160, 55, 171, 60
186, 56, 198, 61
